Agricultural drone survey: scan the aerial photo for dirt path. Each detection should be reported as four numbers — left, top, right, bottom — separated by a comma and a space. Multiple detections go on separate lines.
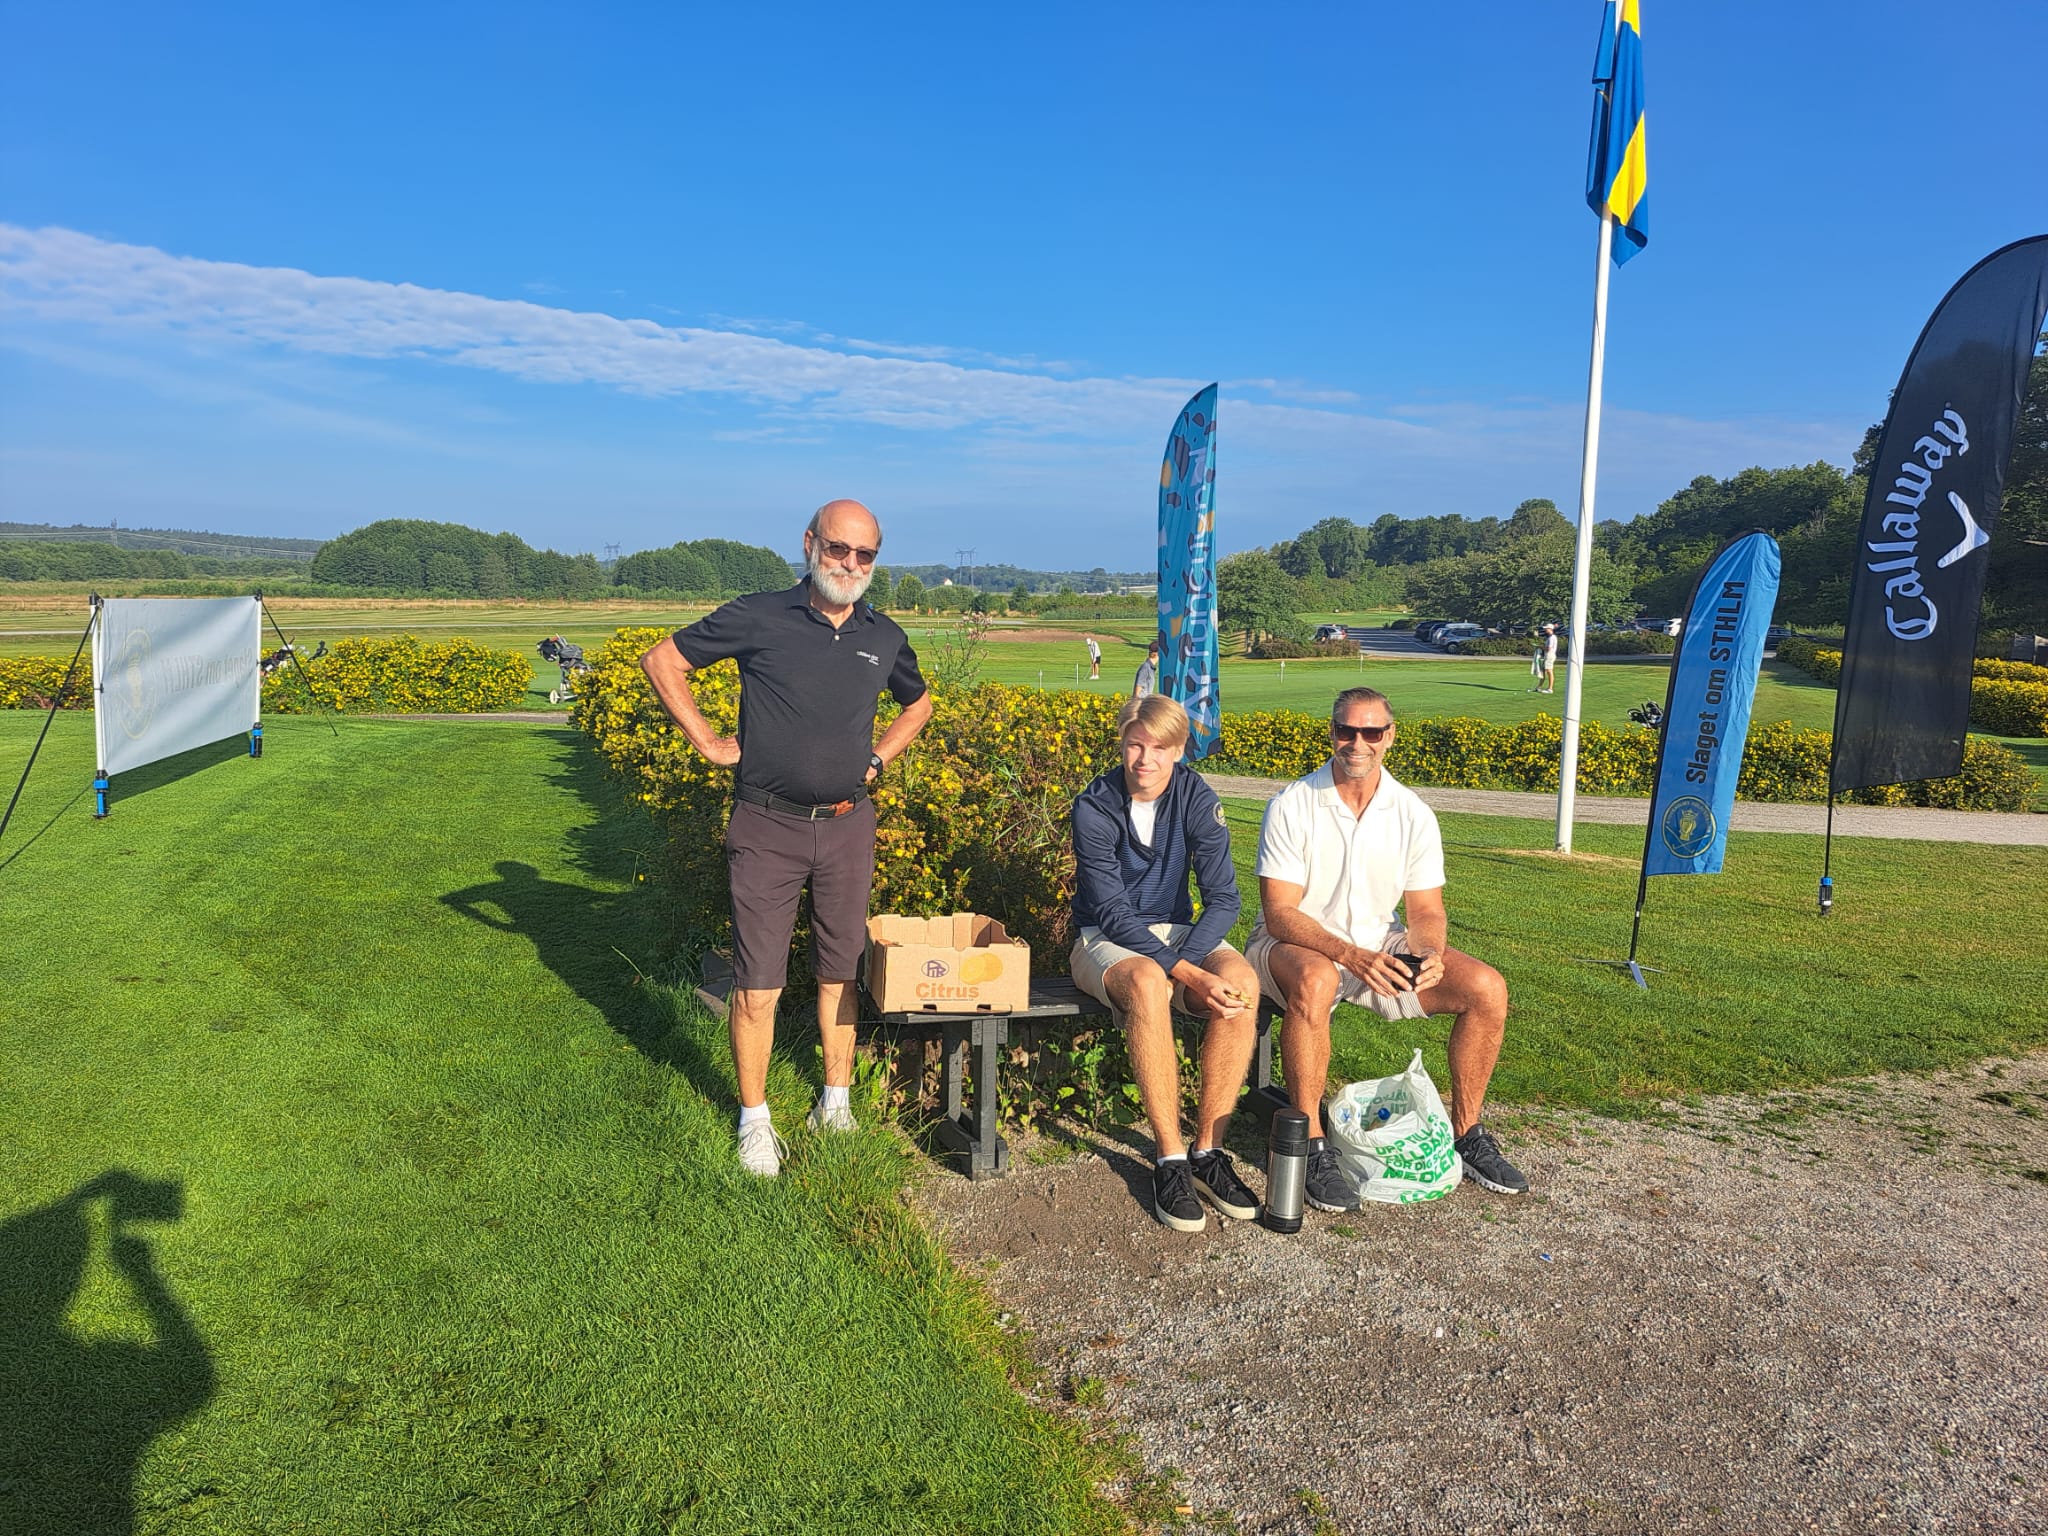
919, 1057, 2048, 1535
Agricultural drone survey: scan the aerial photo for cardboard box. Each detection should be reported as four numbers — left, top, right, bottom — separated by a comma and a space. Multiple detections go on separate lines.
865, 913, 1031, 1014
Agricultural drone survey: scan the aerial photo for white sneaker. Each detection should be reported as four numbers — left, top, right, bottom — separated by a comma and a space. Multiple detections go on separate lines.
807, 1100, 858, 1133
737, 1119, 788, 1177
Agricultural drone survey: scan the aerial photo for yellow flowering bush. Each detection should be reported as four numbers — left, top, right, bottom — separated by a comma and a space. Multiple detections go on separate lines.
1967, 680, 2048, 737
0, 655, 94, 709
573, 628, 1125, 969
1214, 704, 2033, 810
263, 637, 532, 714
1774, 639, 2045, 737
1974, 658, 2048, 684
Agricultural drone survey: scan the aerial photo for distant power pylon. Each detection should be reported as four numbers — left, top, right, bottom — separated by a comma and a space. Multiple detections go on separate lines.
603, 543, 621, 562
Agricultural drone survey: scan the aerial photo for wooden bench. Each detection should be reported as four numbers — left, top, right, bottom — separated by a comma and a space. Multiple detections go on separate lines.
695, 956, 1293, 1180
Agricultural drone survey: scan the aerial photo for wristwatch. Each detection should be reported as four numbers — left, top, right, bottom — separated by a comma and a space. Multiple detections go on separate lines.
868, 752, 886, 778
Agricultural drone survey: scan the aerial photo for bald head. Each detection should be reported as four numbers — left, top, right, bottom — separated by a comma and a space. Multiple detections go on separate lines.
803, 499, 882, 607
807, 499, 881, 548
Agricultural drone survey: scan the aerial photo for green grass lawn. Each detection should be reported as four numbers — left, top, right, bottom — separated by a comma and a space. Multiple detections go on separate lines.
0, 713, 1122, 1536
1212, 799, 2048, 1117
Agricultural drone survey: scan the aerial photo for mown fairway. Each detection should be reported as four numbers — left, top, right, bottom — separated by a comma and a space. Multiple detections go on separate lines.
0, 712, 1122, 1536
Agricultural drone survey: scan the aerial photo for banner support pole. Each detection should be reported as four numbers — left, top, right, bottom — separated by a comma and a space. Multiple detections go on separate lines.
1818, 789, 1836, 915
1557, 210, 1616, 854
0, 599, 99, 849
259, 596, 339, 738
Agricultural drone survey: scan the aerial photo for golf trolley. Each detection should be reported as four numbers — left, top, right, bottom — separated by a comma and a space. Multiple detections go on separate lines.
1626, 699, 1665, 729
538, 636, 589, 705
259, 639, 325, 677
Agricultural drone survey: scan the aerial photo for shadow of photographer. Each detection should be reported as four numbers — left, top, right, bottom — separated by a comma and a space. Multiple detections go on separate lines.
0, 1170, 215, 1536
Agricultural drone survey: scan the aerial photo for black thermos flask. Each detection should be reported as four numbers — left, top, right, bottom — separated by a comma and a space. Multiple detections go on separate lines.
1263, 1108, 1310, 1233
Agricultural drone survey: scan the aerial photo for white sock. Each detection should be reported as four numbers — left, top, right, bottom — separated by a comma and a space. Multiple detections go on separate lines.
738, 1102, 772, 1130
1156, 1151, 1188, 1166
819, 1085, 850, 1112
1191, 1146, 1217, 1159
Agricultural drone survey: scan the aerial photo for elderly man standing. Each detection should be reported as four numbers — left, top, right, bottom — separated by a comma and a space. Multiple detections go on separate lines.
640, 500, 933, 1177
1070, 695, 1263, 1231
1248, 686, 1528, 1211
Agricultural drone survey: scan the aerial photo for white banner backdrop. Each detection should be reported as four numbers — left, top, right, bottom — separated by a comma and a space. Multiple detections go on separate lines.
92, 598, 262, 776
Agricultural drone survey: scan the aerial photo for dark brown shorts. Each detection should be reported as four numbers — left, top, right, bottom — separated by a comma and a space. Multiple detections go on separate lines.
725, 796, 877, 990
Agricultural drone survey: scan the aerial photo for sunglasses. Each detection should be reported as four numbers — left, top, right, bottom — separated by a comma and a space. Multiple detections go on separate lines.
813, 536, 879, 567
1332, 721, 1393, 744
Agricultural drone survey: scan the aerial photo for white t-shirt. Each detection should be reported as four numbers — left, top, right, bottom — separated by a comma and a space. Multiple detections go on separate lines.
1085, 638, 1101, 662
1127, 794, 1159, 848
1542, 632, 1558, 666
1250, 764, 1445, 951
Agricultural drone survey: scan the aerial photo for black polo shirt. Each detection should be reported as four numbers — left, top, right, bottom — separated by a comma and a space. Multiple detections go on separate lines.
673, 580, 927, 805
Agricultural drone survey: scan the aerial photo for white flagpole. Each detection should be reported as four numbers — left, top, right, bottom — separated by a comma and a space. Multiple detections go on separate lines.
1556, 208, 1615, 854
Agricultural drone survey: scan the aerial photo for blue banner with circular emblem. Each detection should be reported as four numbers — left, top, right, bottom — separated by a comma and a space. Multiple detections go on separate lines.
1642, 531, 1781, 877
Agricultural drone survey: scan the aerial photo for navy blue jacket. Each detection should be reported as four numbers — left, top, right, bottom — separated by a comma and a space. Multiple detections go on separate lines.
1070, 766, 1240, 975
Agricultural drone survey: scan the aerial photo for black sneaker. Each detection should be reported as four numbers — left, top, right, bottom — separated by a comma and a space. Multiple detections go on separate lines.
1151, 1158, 1206, 1232
1455, 1122, 1530, 1195
1190, 1148, 1260, 1221
1304, 1137, 1360, 1213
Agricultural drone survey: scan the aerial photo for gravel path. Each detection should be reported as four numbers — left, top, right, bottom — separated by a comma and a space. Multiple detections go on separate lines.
1199, 774, 2048, 846
919, 1057, 2048, 1535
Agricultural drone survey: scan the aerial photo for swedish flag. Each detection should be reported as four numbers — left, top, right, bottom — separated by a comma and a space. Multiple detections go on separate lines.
1586, 0, 1648, 264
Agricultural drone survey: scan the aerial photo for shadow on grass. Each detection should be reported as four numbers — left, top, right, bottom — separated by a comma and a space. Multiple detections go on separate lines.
104, 736, 256, 812
0, 786, 89, 874
0, 1171, 214, 1536
438, 729, 738, 1112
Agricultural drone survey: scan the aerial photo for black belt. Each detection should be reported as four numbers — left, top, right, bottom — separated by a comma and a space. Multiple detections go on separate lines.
735, 784, 869, 821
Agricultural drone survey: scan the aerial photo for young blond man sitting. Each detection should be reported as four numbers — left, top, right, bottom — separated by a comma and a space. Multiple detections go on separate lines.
1069, 695, 1263, 1231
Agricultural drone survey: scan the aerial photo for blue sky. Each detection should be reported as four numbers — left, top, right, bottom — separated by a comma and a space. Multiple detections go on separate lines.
2, 2, 2044, 570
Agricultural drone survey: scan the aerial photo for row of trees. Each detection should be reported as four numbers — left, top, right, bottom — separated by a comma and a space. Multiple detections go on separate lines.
1229, 343, 2047, 640
307, 521, 794, 599
0, 540, 308, 582
611, 538, 798, 598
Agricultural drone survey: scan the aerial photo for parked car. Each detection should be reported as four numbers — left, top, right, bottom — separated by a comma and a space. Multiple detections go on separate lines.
1634, 617, 1683, 636
1413, 619, 1450, 643
1765, 624, 1795, 644
1434, 622, 1487, 648
1313, 623, 1349, 643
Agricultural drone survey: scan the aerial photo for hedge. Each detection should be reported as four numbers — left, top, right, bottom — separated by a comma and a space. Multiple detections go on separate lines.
5, 638, 533, 715
1246, 636, 1356, 659
574, 627, 1124, 973
0, 655, 94, 709
1774, 638, 2048, 737
262, 637, 532, 714
1448, 631, 1676, 658
1212, 707, 2035, 810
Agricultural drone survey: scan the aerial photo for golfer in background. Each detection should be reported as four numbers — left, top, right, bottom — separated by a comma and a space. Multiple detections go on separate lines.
639, 499, 933, 1177
1085, 634, 1102, 679
1133, 639, 1160, 699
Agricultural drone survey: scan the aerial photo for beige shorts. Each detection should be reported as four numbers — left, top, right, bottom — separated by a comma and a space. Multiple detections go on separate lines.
1247, 925, 1430, 1022
1070, 922, 1244, 1014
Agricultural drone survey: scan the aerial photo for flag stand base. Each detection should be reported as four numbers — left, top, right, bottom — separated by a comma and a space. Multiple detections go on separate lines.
1572, 956, 1663, 991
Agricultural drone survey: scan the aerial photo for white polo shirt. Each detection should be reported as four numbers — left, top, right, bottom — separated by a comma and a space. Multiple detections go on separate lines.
1250, 763, 1445, 950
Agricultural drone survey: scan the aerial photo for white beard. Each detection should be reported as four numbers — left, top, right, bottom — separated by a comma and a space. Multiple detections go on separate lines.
808, 552, 874, 606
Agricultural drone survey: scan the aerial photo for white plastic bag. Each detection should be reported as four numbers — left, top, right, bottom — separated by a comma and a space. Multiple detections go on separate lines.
1325, 1048, 1463, 1204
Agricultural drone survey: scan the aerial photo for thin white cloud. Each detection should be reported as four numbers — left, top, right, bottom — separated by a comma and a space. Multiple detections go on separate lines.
0, 223, 1861, 524
0, 223, 1201, 436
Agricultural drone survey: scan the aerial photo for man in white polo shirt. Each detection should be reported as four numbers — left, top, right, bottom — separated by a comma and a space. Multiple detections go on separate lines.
1248, 686, 1527, 1211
